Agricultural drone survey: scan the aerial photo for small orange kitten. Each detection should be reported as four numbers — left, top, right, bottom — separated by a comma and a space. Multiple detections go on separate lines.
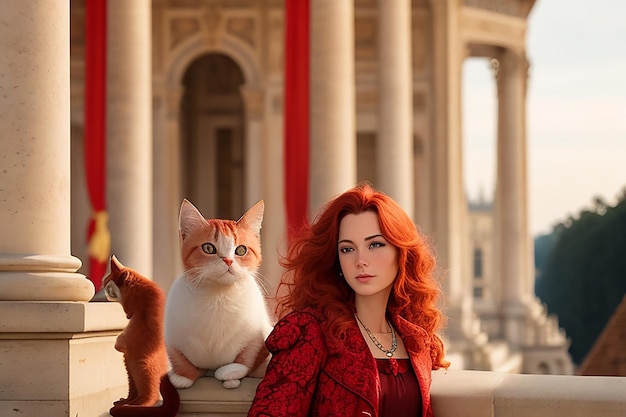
164, 199, 273, 389
103, 255, 179, 417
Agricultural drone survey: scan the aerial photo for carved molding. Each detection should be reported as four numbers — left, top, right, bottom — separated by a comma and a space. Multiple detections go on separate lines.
170, 17, 200, 50
200, 4, 225, 48
464, 0, 527, 18
227, 17, 255, 48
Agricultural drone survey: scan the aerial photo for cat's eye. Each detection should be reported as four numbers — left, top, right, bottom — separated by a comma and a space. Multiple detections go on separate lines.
235, 245, 247, 256
201, 243, 217, 254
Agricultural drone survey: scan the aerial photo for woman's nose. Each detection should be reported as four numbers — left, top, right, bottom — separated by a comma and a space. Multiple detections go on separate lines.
356, 257, 368, 268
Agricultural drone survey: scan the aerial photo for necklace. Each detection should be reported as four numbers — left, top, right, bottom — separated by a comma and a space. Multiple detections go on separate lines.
355, 314, 397, 358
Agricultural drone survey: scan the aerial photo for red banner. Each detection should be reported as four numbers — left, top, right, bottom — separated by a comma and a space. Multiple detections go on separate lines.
284, 0, 310, 241
84, 0, 109, 290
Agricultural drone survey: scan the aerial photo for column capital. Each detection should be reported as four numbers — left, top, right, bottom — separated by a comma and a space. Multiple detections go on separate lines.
495, 48, 529, 78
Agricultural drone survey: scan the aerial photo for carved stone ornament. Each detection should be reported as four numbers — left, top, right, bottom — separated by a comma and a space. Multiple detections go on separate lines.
201, 4, 224, 47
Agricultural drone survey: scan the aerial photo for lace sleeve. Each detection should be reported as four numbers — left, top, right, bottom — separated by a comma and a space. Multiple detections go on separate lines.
248, 311, 326, 417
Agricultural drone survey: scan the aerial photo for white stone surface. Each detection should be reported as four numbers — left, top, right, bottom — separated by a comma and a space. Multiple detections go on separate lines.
0, 303, 128, 416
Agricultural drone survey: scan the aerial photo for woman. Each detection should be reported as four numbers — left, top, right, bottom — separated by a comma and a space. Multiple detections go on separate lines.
248, 183, 449, 417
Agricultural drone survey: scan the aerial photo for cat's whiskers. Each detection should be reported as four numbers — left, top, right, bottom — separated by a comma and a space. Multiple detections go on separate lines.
252, 271, 270, 296
185, 267, 209, 290
186, 264, 243, 289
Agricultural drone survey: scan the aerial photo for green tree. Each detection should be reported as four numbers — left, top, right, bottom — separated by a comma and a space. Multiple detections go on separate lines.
535, 194, 626, 365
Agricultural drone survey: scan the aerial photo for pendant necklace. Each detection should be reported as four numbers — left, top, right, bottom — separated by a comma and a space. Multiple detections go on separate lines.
355, 314, 397, 358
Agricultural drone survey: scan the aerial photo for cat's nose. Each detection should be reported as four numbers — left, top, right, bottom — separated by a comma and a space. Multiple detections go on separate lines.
222, 257, 233, 266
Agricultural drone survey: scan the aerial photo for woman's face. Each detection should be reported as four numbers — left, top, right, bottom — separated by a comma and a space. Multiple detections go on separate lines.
337, 211, 399, 300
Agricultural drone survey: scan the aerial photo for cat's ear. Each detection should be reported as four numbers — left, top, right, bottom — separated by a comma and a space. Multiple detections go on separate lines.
110, 255, 124, 274
237, 200, 264, 237
179, 199, 206, 241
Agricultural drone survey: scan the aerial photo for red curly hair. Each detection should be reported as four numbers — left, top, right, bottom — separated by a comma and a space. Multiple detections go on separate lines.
277, 183, 449, 369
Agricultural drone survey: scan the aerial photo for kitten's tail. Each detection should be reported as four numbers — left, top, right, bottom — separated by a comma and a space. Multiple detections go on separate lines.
109, 374, 180, 417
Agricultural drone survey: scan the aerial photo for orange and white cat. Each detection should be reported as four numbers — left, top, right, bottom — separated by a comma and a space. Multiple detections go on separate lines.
103, 255, 179, 417
164, 199, 273, 389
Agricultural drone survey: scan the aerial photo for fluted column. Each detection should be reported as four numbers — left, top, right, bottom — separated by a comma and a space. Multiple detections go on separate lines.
0, 0, 94, 302
377, 0, 414, 216
107, 0, 153, 275
309, 0, 356, 214
494, 48, 531, 345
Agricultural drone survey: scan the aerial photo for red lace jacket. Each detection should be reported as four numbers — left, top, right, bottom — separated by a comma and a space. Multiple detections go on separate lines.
248, 308, 435, 417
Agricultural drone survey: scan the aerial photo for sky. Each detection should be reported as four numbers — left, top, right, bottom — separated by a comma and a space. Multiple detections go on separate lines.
462, 0, 626, 236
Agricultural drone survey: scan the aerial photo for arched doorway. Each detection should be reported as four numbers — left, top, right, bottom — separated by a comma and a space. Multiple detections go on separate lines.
180, 53, 245, 220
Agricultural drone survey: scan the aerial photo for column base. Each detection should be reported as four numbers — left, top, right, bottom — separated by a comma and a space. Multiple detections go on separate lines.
0, 254, 95, 301
0, 301, 129, 416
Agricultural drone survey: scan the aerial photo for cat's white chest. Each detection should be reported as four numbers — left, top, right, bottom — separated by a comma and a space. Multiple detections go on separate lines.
164, 273, 271, 369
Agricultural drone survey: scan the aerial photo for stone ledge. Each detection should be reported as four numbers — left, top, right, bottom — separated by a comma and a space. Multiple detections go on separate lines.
431, 369, 626, 417
0, 301, 128, 333
175, 371, 626, 416
177, 376, 261, 416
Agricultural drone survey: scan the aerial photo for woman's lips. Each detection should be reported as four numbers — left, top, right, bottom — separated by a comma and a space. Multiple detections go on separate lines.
356, 274, 374, 282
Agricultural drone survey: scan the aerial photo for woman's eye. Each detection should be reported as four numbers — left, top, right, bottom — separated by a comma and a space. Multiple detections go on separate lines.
235, 245, 247, 256
201, 243, 217, 254
339, 247, 353, 254
370, 242, 384, 249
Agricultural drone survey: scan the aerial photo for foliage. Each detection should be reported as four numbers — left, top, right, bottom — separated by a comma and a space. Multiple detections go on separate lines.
534, 192, 626, 365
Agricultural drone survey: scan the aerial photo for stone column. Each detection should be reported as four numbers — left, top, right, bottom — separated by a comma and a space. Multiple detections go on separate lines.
309, 0, 356, 215
377, 0, 414, 216
429, 0, 489, 369
0, 0, 93, 302
261, 81, 286, 306
151, 81, 182, 291
107, 0, 153, 276
0, 2, 128, 415
494, 48, 531, 345
428, 0, 470, 329
240, 86, 265, 209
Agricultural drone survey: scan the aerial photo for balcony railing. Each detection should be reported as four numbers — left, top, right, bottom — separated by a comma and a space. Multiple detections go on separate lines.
176, 369, 626, 416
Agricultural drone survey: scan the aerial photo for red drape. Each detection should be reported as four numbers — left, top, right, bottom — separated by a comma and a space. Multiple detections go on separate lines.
284, 0, 310, 242
85, 0, 109, 291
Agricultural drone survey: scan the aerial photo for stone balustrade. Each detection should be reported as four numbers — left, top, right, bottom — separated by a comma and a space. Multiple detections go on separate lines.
176, 369, 626, 416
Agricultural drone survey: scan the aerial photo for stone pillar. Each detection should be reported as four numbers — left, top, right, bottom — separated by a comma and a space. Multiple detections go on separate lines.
494, 48, 532, 345
429, 0, 488, 369
429, 0, 470, 329
240, 86, 265, 209
309, 0, 356, 215
261, 81, 286, 306
377, 0, 414, 216
0, 0, 93, 302
107, 0, 153, 276
152, 84, 184, 292
0, 2, 128, 415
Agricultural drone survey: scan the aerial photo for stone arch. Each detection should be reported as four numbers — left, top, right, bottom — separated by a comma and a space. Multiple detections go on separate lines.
166, 32, 260, 90
160, 28, 265, 221
179, 53, 247, 219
